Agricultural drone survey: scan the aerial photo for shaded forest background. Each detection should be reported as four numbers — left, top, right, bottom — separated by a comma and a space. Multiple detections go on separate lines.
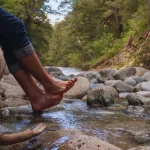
1, 0, 150, 70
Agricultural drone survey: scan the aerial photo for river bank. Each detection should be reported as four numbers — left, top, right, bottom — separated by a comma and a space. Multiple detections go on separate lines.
0, 66, 150, 150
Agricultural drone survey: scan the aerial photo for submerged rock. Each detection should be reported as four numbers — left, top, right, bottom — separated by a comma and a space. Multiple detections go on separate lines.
87, 88, 114, 107
59, 134, 122, 150
128, 146, 150, 150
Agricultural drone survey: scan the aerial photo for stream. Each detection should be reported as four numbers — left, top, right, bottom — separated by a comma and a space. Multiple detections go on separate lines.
0, 67, 150, 150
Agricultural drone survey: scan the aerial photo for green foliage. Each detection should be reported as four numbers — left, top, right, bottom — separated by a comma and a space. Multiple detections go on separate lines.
0, 0, 53, 64
47, 0, 150, 69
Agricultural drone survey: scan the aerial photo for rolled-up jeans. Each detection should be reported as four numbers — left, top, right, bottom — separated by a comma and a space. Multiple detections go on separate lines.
0, 7, 35, 74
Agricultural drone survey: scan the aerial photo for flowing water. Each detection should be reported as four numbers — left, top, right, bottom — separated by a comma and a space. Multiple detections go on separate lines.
0, 67, 150, 150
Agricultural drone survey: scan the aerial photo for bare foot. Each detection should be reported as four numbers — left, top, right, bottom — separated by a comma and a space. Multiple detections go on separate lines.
44, 78, 77, 95
30, 93, 63, 112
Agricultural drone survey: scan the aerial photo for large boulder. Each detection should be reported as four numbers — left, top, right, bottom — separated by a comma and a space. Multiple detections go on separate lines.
44, 66, 64, 77
0, 49, 6, 80
64, 77, 90, 99
114, 81, 136, 93
59, 134, 122, 150
87, 88, 114, 107
113, 67, 136, 80
127, 93, 150, 106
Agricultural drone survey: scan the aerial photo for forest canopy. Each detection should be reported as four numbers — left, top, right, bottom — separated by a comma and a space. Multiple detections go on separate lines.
1, 0, 150, 69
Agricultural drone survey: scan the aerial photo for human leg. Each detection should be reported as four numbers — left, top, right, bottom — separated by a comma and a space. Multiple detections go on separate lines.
13, 69, 63, 112
0, 7, 77, 94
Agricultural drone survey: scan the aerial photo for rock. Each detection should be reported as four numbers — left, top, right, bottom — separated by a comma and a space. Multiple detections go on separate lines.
114, 81, 136, 93
133, 77, 148, 84
87, 88, 114, 107
127, 93, 150, 106
44, 66, 64, 77
126, 105, 145, 114
124, 78, 137, 86
59, 134, 122, 150
128, 146, 150, 150
142, 71, 150, 80
64, 77, 90, 99
135, 91, 150, 97
113, 67, 136, 80
104, 80, 121, 87
1, 74, 19, 86
140, 81, 150, 91
119, 92, 130, 98
0, 48, 6, 80
134, 67, 149, 77
93, 85, 119, 98
77, 71, 101, 81
0, 82, 25, 100
99, 68, 116, 80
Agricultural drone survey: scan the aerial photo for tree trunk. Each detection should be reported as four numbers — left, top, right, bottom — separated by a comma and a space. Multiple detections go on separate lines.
0, 48, 6, 80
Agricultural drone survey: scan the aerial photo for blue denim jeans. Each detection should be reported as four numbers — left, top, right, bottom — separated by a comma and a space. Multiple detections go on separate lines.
0, 7, 35, 74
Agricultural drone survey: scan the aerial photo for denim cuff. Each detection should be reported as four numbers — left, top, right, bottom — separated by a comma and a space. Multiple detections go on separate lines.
13, 43, 35, 58
8, 62, 23, 74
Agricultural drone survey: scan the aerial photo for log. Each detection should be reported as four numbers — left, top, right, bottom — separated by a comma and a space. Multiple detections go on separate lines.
0, 123, 46, 145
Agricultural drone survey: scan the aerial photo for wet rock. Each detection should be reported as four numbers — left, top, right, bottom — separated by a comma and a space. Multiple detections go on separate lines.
0, 125, 12, 133
87, 88, 114, 107
114, 81, 136, 93
135, 91, 150, 97
128, 146, 150, 150
104, 80, 121, 87
64, 77, 90, 99
44, 66, 64, 77
77, 71, 101, 81
126, 105, 145, 114
134, 67, 149, 77
99, 68, 116, 80
142, 71, 150, 81
127, 93, 150, 106
124, 78, 137, 86
59, 134, 122, 150
113, 67, 136, 80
